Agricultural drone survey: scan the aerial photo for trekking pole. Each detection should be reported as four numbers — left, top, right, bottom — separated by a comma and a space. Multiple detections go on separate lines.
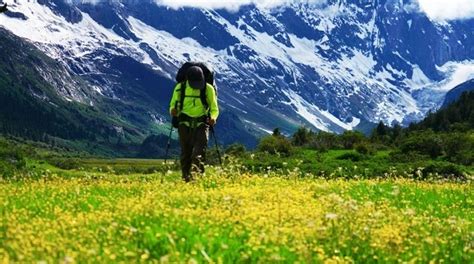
210, 126, 223, 167
164, 123, 173, 164
165, 102, 179, 165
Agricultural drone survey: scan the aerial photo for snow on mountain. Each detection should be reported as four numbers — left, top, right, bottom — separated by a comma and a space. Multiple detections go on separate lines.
1, 0, 473, 137
436, 62, 474, 92
411, 61, 474, 114
0, 1, 156, 99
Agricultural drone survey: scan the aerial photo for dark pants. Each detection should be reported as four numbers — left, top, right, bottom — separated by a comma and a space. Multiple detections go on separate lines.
178, 124, 209, 182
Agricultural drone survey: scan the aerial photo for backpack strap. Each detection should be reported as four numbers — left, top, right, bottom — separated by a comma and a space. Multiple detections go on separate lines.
200, 85, 209, 111
179, 82, 186, 112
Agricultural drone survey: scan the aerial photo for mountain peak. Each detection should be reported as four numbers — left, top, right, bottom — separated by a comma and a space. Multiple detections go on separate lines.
1, 0, 473, 142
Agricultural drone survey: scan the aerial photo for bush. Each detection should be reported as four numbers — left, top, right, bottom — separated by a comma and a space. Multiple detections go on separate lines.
308, 131, 340, 151
354, 143, 374, 155
292, 127, 311, 146
206, 147, 224, 166
336, 152, 364, 162
0, 149, 26, 179
340, 131, 366, 149
450, 150, 474, 166
399, 131, 443, 159
389, 150, 430, 163
48, 158, 81, 170
417, 163, 465, 180
443, 133, 474, 165
257, 135, 293, 156
225, 143, 247, 157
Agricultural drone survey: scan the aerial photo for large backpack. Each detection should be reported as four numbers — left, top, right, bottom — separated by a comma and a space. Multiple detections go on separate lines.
175, 62, 215, 111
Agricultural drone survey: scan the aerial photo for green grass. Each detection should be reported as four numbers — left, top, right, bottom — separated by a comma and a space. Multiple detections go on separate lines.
46, 158, 178, 175
80, 158, 165, 167
1, 136, 473, 262
0, 167, 472, 263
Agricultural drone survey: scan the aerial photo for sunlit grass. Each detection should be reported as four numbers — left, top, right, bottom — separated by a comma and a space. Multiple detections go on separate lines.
0, 167, 472, 263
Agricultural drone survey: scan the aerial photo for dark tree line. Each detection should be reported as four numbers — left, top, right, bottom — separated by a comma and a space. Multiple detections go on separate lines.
410, 91, 474, 132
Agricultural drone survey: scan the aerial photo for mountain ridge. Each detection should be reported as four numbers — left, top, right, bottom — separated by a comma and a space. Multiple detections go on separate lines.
443, 79, 474, 107
0, 0, 473, 146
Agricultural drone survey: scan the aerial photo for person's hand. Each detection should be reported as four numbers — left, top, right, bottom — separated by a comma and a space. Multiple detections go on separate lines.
170, 108, 178, 117
208, 118, 216, 126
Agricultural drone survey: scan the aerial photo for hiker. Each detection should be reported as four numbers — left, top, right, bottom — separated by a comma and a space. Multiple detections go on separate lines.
169, 63, 219, 182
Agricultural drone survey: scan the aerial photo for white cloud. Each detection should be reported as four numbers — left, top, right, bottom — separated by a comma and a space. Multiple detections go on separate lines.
66, 0, 474, 21
67, 0, 103, 3
417, 0, 474, 21
154, 0, 327, 11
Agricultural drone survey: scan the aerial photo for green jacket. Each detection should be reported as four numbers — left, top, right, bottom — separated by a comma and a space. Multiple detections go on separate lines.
169, 81, 219, 121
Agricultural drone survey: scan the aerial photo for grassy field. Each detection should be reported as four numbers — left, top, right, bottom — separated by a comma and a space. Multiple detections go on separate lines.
1, 163, 472, 263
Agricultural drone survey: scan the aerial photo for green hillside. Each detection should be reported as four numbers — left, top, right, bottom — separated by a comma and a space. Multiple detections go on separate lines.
0, 28, 165, 156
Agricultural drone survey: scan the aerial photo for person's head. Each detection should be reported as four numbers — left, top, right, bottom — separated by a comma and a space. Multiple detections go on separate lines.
186, 66, 205, 90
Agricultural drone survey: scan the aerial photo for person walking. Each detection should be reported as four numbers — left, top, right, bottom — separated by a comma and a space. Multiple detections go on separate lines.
169, 65, 219, 182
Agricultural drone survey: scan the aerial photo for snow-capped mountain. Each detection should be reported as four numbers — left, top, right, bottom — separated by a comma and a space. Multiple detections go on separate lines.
1, 0, 473, 139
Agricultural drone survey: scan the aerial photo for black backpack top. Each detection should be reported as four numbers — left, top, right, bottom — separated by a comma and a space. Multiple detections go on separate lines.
175, 62, 215, 111
176, 62, 214, 85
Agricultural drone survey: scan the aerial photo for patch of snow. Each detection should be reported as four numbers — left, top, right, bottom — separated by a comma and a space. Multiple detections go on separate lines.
316, 35, 330, 50
435, 61, 474, 91
242, 119, 272, 134
374, 88, 420, 125
340, 50, 377, 76
284, 90, 360, 131
406, 65, 432, 90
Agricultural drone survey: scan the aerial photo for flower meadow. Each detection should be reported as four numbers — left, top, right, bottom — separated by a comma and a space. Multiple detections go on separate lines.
0, 167, 472, 263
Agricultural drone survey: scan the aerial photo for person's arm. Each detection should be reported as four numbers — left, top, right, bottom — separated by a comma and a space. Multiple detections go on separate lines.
207, 85, 219, 121
169, 84, 180, 116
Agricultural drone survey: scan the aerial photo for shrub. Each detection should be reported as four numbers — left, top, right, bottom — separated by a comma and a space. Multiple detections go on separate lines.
48, 158, 81, 170
389, 150, 430, 163
272, 128, 282, 137
257, 135, 293, 156
206, 147, 224, 166
354, 143, 374, 155
443, 133, 474, 165
0, 149, 26, 179
336, 152, 364, 162
417, 163, 465, 180
292, 127, 311, 146
308, 131, 340, 151
399, 131, 443, 159
340, 131, 366, 149
450, 150, 474, 166
225, 143, 247, 157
